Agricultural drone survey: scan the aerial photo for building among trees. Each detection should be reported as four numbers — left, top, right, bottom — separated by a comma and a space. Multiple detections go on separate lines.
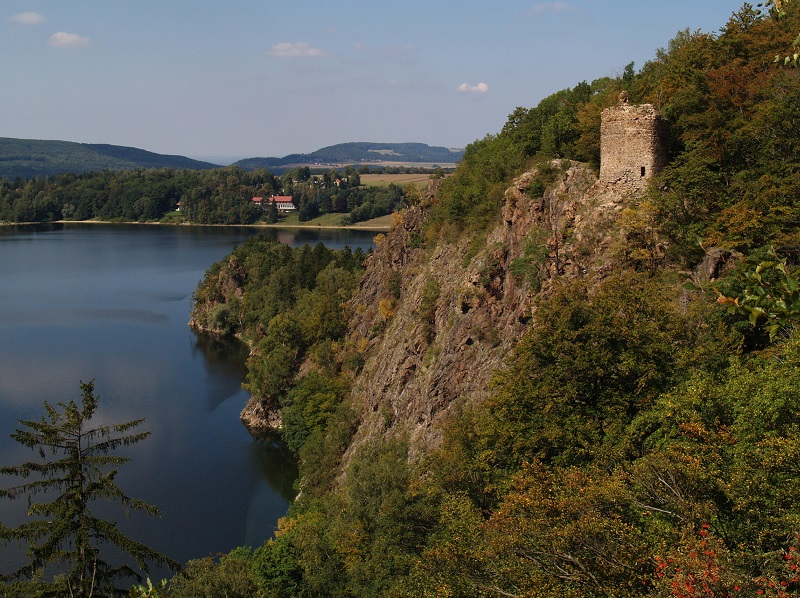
251, 195, 296, 211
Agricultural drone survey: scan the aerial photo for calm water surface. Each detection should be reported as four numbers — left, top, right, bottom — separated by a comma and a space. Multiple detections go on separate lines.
0, 223, 376, 575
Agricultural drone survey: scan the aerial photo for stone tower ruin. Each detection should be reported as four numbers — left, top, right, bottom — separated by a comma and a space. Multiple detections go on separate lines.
600, 94, 668, 195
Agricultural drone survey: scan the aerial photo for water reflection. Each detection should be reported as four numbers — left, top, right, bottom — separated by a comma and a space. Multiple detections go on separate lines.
249, 439, 298, 504
191, 332, 251, 411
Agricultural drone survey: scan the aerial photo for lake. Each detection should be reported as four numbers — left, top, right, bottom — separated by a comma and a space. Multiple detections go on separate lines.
0, 223, 376, 578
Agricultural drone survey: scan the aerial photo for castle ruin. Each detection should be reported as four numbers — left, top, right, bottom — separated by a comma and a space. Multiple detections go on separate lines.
599, 94, 668, 195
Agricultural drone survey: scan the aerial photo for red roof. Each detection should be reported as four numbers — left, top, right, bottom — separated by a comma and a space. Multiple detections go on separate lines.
269, 196, 293, 202
251, 196, 263, 203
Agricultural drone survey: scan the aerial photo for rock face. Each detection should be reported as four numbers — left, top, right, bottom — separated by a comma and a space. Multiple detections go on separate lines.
343, 162, 614, 457
241, 396, 282, 438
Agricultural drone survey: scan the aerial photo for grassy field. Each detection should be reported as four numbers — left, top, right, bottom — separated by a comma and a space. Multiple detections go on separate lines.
269, 212, 393, 230
360, 173, 431, 189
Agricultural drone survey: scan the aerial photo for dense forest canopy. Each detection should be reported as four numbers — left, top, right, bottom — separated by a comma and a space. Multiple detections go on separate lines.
0, 137, 217, 179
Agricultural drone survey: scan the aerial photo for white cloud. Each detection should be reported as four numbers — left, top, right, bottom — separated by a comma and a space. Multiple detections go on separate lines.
527, 2, 574, 16
9, 11, 44, 25
266, 42, 325, 58
458, 82, 489, 94
49, 32, 91, 48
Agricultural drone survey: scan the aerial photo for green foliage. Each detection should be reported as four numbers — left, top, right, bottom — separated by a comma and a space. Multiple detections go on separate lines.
0, 381, 176, 597
508, 226, 549, 292
409, 311, 800, 595
280, 373, 350, 454
484, 272, 691, 471
766, 0, 800, 64
128, 578, 171, 597
207, 303, 236, 335
634, 2, 800, 259
714, 251, 800, 339
431, 133, 527, 229
0, 166, 273, 224
341, 184, 408, 224
630, 335, 800, 573
168, 552, 258, 598
416, 277, 440, 343
249, 530, 304, 597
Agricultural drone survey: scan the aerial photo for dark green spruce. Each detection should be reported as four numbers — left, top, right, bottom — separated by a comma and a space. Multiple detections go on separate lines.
0, 380, 177, 597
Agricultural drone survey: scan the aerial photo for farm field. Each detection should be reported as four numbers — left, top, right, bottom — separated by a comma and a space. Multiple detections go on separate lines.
268, 212, 393, 230
360, 173, 431, 189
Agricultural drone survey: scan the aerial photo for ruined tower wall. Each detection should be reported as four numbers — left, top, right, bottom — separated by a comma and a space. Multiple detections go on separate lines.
600, 103, 668, 195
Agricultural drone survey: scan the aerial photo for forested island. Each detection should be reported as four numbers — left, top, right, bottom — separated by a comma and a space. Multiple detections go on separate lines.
3, 1, 800, 596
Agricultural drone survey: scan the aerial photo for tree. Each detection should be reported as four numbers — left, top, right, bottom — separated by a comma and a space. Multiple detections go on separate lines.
266, 198, 279, 224
711, 250, 800, 340
0, 380, 177, 597
766, 0, 800, 65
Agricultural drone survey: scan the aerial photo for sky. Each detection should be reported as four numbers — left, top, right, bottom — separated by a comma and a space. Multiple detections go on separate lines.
1, 1, 743, 161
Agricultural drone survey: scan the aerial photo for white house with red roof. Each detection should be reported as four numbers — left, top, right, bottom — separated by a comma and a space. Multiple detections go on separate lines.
252, 195, 296, 211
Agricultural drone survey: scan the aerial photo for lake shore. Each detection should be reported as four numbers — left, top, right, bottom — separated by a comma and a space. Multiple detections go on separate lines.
3, 214, 393, 232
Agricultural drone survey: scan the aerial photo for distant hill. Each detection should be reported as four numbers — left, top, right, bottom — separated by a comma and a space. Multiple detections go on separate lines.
0, 137, 218, 179
234, 142, 464, 170
0, 138, 463, 179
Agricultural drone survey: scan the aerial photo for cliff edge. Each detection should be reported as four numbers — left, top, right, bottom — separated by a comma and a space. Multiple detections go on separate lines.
343, 160, 635, 457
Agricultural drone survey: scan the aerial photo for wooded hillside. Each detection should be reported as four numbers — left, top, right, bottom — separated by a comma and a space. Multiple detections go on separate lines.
234, 142, 464, 171
0, 137, 216, 179
176, 4, 800, 596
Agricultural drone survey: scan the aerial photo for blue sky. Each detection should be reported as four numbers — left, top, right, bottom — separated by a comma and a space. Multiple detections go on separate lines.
2, 1, 741, 161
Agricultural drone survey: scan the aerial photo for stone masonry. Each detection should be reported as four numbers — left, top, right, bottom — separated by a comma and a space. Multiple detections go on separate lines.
599, 95, 668, 195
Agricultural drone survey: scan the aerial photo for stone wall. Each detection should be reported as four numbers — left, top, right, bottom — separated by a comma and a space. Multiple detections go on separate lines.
600, 101, 668, 195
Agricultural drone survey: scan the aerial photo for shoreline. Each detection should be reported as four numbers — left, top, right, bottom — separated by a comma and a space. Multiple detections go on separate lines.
3, 219, 391, 232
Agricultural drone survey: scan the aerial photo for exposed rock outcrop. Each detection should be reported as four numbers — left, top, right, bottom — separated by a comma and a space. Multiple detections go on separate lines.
343, 161, 616, 457
201, 161, 649, 450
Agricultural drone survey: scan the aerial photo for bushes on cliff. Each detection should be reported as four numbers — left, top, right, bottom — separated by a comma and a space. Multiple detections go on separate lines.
191, 236, 366, 449
430, 133, 525, 230
408, 287, 800, 596
191, 237, 365, 342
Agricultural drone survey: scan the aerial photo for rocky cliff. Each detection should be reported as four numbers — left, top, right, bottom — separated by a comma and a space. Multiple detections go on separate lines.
343, 161, 634, 457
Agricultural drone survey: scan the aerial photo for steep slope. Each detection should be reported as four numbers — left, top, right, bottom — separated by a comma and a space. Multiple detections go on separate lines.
344, 160, 619, 455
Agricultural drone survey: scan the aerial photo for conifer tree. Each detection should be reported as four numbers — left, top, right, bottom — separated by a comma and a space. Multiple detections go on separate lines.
0, 380, 177, 597
266, 197, 279, 224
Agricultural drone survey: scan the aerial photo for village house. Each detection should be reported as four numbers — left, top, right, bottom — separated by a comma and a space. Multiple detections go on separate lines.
251, 195, 296, 211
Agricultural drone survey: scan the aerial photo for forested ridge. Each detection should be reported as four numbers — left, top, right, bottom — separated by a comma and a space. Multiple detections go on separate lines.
0, 138, 460, 180
172, 4, 800, 596
0, 137, 216, 179
5, 1, 800, 596
234, 142, 463, 170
